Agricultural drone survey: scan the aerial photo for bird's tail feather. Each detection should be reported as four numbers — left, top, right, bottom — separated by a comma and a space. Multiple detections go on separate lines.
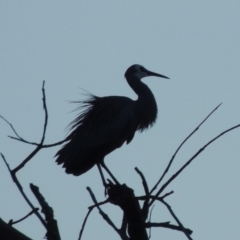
55, 144, 101, 176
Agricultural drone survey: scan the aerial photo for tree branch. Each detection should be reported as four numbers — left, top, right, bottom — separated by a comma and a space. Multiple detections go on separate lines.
1, 153, 48, 231
86, 187, 128, 240
150, 123, 240, 206
30, 184, 61, 240
145, 221, 192, 235
151, 103, 222, 194
160, 200, 193, 240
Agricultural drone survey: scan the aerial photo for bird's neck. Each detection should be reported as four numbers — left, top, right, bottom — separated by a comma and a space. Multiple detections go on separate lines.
127, 76, 155, 103
127, 76, 158, 130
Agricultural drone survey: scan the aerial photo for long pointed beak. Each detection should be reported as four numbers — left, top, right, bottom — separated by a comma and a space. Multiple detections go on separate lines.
146, 70, 169, 79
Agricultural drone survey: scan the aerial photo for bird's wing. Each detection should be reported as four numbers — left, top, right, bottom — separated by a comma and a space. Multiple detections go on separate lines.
66, 95, 138, 148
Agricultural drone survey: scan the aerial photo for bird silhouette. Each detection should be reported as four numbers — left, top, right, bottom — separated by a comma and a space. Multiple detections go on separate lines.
55, 64, 169, 176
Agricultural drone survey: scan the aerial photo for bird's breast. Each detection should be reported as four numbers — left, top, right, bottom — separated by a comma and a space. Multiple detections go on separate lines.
136, 95, 158, 131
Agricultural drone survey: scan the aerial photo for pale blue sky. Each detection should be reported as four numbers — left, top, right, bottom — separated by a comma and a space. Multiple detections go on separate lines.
0, 1, 240, 239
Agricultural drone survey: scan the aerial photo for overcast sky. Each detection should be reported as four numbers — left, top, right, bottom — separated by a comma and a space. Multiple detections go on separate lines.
1, 1, 240, 240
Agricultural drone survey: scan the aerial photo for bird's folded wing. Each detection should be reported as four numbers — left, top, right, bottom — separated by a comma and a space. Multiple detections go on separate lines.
65, 96, 138, 148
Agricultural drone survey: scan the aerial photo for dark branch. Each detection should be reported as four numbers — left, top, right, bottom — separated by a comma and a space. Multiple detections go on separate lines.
135, 167, 150, 221
135, 191, 174, 201
135, 167, 149, 196
12, 81, 49, 173
1, 153, 48, 231
0, 115, 24, 140
12, 145, 43, 173
8, 208, 39, 226
88, 199, 109, 210
150, 103, 222, 194
145, 222, 192, 235
150, 122, 240, 205
107, 183, 148, 240
30, 183, 61, 240
0, 82, 62, 239
160, 200, 193, 240
86, 187, 128, 240
1, 81, 65, 149
8, 136, 67, 148
40, 81, 48, 144
78, 208, 93, 240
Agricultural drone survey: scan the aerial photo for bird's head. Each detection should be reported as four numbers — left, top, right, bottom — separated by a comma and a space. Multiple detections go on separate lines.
125, 64, 169, 80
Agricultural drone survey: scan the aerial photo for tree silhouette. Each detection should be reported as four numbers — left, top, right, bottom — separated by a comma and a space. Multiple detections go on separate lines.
1, 82, 239, 239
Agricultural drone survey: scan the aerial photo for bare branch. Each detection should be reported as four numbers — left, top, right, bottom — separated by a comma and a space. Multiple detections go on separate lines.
107, 183, 148, 240
145, 221, 192, 235
150, 122, 240, 205
9, 81, 48, 173
1, 114, 66, 148
135, 167, 149, 196
8, 208, 39, 226
30, 184, 61, 240
8, 136, 67, 148
40, 81, 48, 144
135, 191, 174, 201
151, 103, 222, 194
0, 81, 65, 150
0, 153, 48, 230
86, 187, 128, 240
12, 145, 43, 173
160, 191, 174, 199
78, 208, 93, 240
160, 200, 193, 240
135, 167, 150, 221
88, 199, 109, 210
147, 205, 155, 239
0, 115, 24, 140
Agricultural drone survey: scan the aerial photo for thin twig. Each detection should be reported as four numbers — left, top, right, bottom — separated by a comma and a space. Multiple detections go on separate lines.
135, 167, 149, 196
160, 191, 174, 199
12, 81, 48, 173
0, 115, 24, 140
86, 187, 118, 232
88, 199, 109, 210
135, 167, 150, 221
1, 114, 66, 147
30, 184, 61, 240
147, 205, 155, 239
150, 123, 240, 206
0, 81, 66, 149
1, 153, 48, 230
8, 136, 67, 148
86, 187, 128, 240
78, 208, 93, 240
135, 192, 173, 201
161, 200, 193, 240
40, 81, 48, 144
150, 103, 222, 194
0, 82, 57, 236
145, 222, 192, 235
8, 208, 39, 226
12, 145, 43, 173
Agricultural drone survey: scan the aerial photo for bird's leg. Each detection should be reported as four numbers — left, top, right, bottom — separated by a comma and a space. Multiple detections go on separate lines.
97, 163, 107, 187
101, 161, 120, 185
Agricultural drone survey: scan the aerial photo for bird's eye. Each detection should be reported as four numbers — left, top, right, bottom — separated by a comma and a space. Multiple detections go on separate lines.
140, 67, 145, 72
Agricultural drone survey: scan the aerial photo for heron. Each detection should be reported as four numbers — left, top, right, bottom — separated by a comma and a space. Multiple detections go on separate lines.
55, 64, 169, 181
